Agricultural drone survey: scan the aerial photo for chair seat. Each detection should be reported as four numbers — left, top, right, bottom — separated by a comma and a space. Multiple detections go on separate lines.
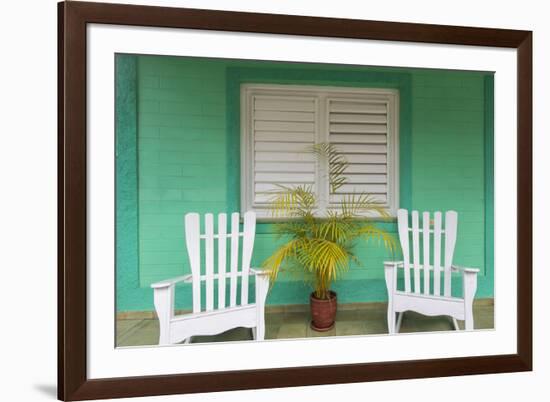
169, 304, 257, 343
172, 304, 257, 322
393, 292, 465, 320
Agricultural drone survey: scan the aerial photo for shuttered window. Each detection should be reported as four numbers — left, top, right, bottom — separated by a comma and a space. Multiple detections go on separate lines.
241, 84, 399, 218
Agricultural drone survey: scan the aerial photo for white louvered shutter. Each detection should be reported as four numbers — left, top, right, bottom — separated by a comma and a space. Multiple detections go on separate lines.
242, 85, 398, 217
327, 97, 392, 207
250, 95, 318, 207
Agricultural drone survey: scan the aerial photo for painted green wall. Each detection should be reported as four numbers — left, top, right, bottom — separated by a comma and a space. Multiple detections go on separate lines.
116, 54, 494, 312
115, 55, 140, 312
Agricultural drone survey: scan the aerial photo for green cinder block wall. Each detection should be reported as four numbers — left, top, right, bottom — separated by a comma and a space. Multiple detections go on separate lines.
116, 54, 494, 312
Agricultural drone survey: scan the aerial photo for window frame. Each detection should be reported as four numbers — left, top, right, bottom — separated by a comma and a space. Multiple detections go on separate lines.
240, 83, 400, 219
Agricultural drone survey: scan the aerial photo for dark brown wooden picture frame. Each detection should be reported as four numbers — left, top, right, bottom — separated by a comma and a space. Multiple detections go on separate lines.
58, 1, 532, 400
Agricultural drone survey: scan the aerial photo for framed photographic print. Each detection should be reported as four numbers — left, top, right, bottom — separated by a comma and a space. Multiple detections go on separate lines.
58, 1, 532, 400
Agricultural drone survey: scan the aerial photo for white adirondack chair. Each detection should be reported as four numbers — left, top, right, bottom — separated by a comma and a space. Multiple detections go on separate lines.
384, 209, 479, 334
151, 211, 270, 345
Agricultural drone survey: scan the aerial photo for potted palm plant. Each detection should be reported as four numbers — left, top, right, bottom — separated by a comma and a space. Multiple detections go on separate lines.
263, 143, 396, 331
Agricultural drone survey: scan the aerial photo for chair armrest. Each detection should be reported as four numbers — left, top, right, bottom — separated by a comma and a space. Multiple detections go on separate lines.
150, 274, 193, 289
384, 261, 404, 268
250, 268, 270, 276
451, 265, 480, 274
151, 270, 271, 289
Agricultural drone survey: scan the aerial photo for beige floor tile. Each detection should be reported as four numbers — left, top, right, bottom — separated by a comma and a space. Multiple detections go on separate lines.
455, 311, 494, 330
276, 323, 307, 339
361, 310, 388, 335
265, 312, 285, 339
116, 319, 144, 339
474, 307, 495, 329
265, 312, 285, 327
335, 321, 368, 336
265, 324, 281, 340
335, 309, 362, 322
117, 319, 159, 347
191, 327, 253, 344
116, 301, 494, 346
362, 322, 387, 335
399, 312, 456, 333
306, 324, 336, 337
282, 312, 309, 325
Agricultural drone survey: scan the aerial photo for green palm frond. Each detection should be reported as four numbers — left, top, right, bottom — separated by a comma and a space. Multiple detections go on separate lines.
352, 224, 397, 257
269, 184, 317, 219
263, 142, 396, 299
314, 217, 353, 244
312, 143, 349, 193
339, 193, 391, 219
262, 237, 309, 285
298, 238, 351, 299
273, 221, 310, 239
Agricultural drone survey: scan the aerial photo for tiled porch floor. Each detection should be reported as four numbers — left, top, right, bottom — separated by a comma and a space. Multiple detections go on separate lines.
116, 300, 494, 347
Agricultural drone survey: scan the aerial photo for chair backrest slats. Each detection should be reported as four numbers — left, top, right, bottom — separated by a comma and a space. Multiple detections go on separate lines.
411, 211, 421, 294
185, 213, 202, 313
397, 209, 411, 293
229, 212, 240, 308
397, 209, 458, 298
217, 213, 227, 309
433, 211, 442, 296
241, 211, 256, 305
422, 212, 430, 295
184, 211, 257, 312
204, 214, 215, 311
444, 211, 458, 297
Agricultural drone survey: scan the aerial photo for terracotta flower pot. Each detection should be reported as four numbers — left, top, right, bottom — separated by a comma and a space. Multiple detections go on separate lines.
310, 291, 337, 331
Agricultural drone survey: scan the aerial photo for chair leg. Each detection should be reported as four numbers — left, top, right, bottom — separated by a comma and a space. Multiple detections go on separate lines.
387, 308, 396, 334
396, 312, 404, 333
463, 270, 478, 331
384, 263, 398, 334
254, 323, 265, 341
153, 285, 175, 345
464, 313, 474, 331
451, 317, 460, 331
254, 273, 269, 341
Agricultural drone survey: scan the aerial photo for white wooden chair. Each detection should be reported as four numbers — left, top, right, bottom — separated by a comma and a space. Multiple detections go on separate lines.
151, 211, 270, 345
384, 209, 479, 334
